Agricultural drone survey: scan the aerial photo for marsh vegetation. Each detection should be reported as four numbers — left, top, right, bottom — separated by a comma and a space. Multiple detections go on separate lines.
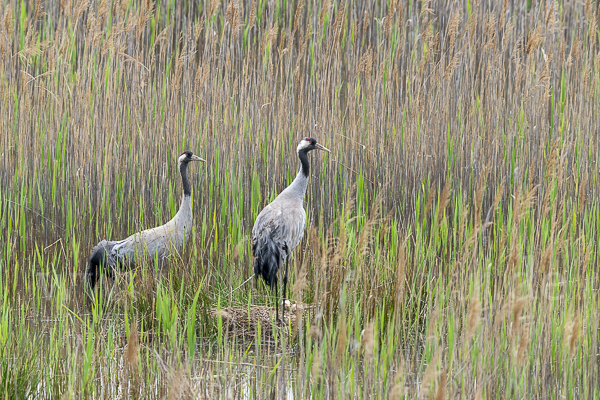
1, 0, 600, 398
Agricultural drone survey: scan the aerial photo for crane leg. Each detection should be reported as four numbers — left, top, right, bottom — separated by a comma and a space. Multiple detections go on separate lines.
274, 278, 280, 325
282, 258, 289, 325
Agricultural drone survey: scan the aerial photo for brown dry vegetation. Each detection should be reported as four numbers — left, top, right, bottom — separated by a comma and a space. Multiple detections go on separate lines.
1, 0, 600, 398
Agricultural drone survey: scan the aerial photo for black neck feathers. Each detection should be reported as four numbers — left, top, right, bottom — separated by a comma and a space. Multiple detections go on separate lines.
298, 149, 310, 177
180, 162, 191, 196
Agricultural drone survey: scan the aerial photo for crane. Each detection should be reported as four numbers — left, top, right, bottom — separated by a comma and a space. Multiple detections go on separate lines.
86, 151, 206, 291
252, 137, 330, 323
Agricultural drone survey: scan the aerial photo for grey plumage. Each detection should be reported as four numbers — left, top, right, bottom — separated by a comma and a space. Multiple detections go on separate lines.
86, 151, 206, 291
252, 137, 329, 322
252, 202, 306, 299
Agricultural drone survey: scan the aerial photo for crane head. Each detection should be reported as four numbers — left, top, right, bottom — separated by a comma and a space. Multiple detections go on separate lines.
297, 137, 330, 153
178, 150, 206, 166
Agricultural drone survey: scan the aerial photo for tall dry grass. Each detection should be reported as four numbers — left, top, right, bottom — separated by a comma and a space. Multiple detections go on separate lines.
1, 0, 600, 398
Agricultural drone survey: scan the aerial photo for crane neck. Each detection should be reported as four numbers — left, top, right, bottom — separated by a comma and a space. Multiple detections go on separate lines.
172, 161, 193, 242
180, 161, 192, 197
298, 148, 310, 178
282, 149, 311, 200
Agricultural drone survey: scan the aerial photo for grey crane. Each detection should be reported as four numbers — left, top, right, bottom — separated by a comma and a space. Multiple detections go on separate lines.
252, 137, 330, 323
86, 151, 206, 291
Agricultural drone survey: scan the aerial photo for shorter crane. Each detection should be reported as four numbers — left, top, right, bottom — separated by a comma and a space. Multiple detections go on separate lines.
86, 151, 206, 291
252, 137, 330, 323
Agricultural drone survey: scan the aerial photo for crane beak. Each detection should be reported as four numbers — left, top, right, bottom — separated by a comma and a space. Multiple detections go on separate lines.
191, 155, 206, 162
315, 143, 330, 153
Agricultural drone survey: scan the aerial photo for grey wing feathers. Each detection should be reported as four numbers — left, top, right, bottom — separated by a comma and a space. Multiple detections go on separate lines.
110, 225, 176, 262
86, 225, 176, 291
252, 203, 306, 259
252, 202, 306, 288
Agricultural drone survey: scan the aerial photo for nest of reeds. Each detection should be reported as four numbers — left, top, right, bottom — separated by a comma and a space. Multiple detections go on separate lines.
210, 301, 309, 339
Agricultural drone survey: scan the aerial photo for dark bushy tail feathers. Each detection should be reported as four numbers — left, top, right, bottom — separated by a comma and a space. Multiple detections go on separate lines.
253, 232, 282, 288
87, 240, 119, 292
87, 243, 107, 291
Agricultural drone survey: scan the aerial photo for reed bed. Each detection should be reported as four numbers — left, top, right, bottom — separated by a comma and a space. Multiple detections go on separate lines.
1, 0, 600, 398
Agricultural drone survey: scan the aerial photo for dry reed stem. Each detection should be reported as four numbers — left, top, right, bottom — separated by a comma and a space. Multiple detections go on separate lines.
125, 321, 140, 375
419, 349, 441, 400
434, 369, 447, 400
466, 290, 482, 340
